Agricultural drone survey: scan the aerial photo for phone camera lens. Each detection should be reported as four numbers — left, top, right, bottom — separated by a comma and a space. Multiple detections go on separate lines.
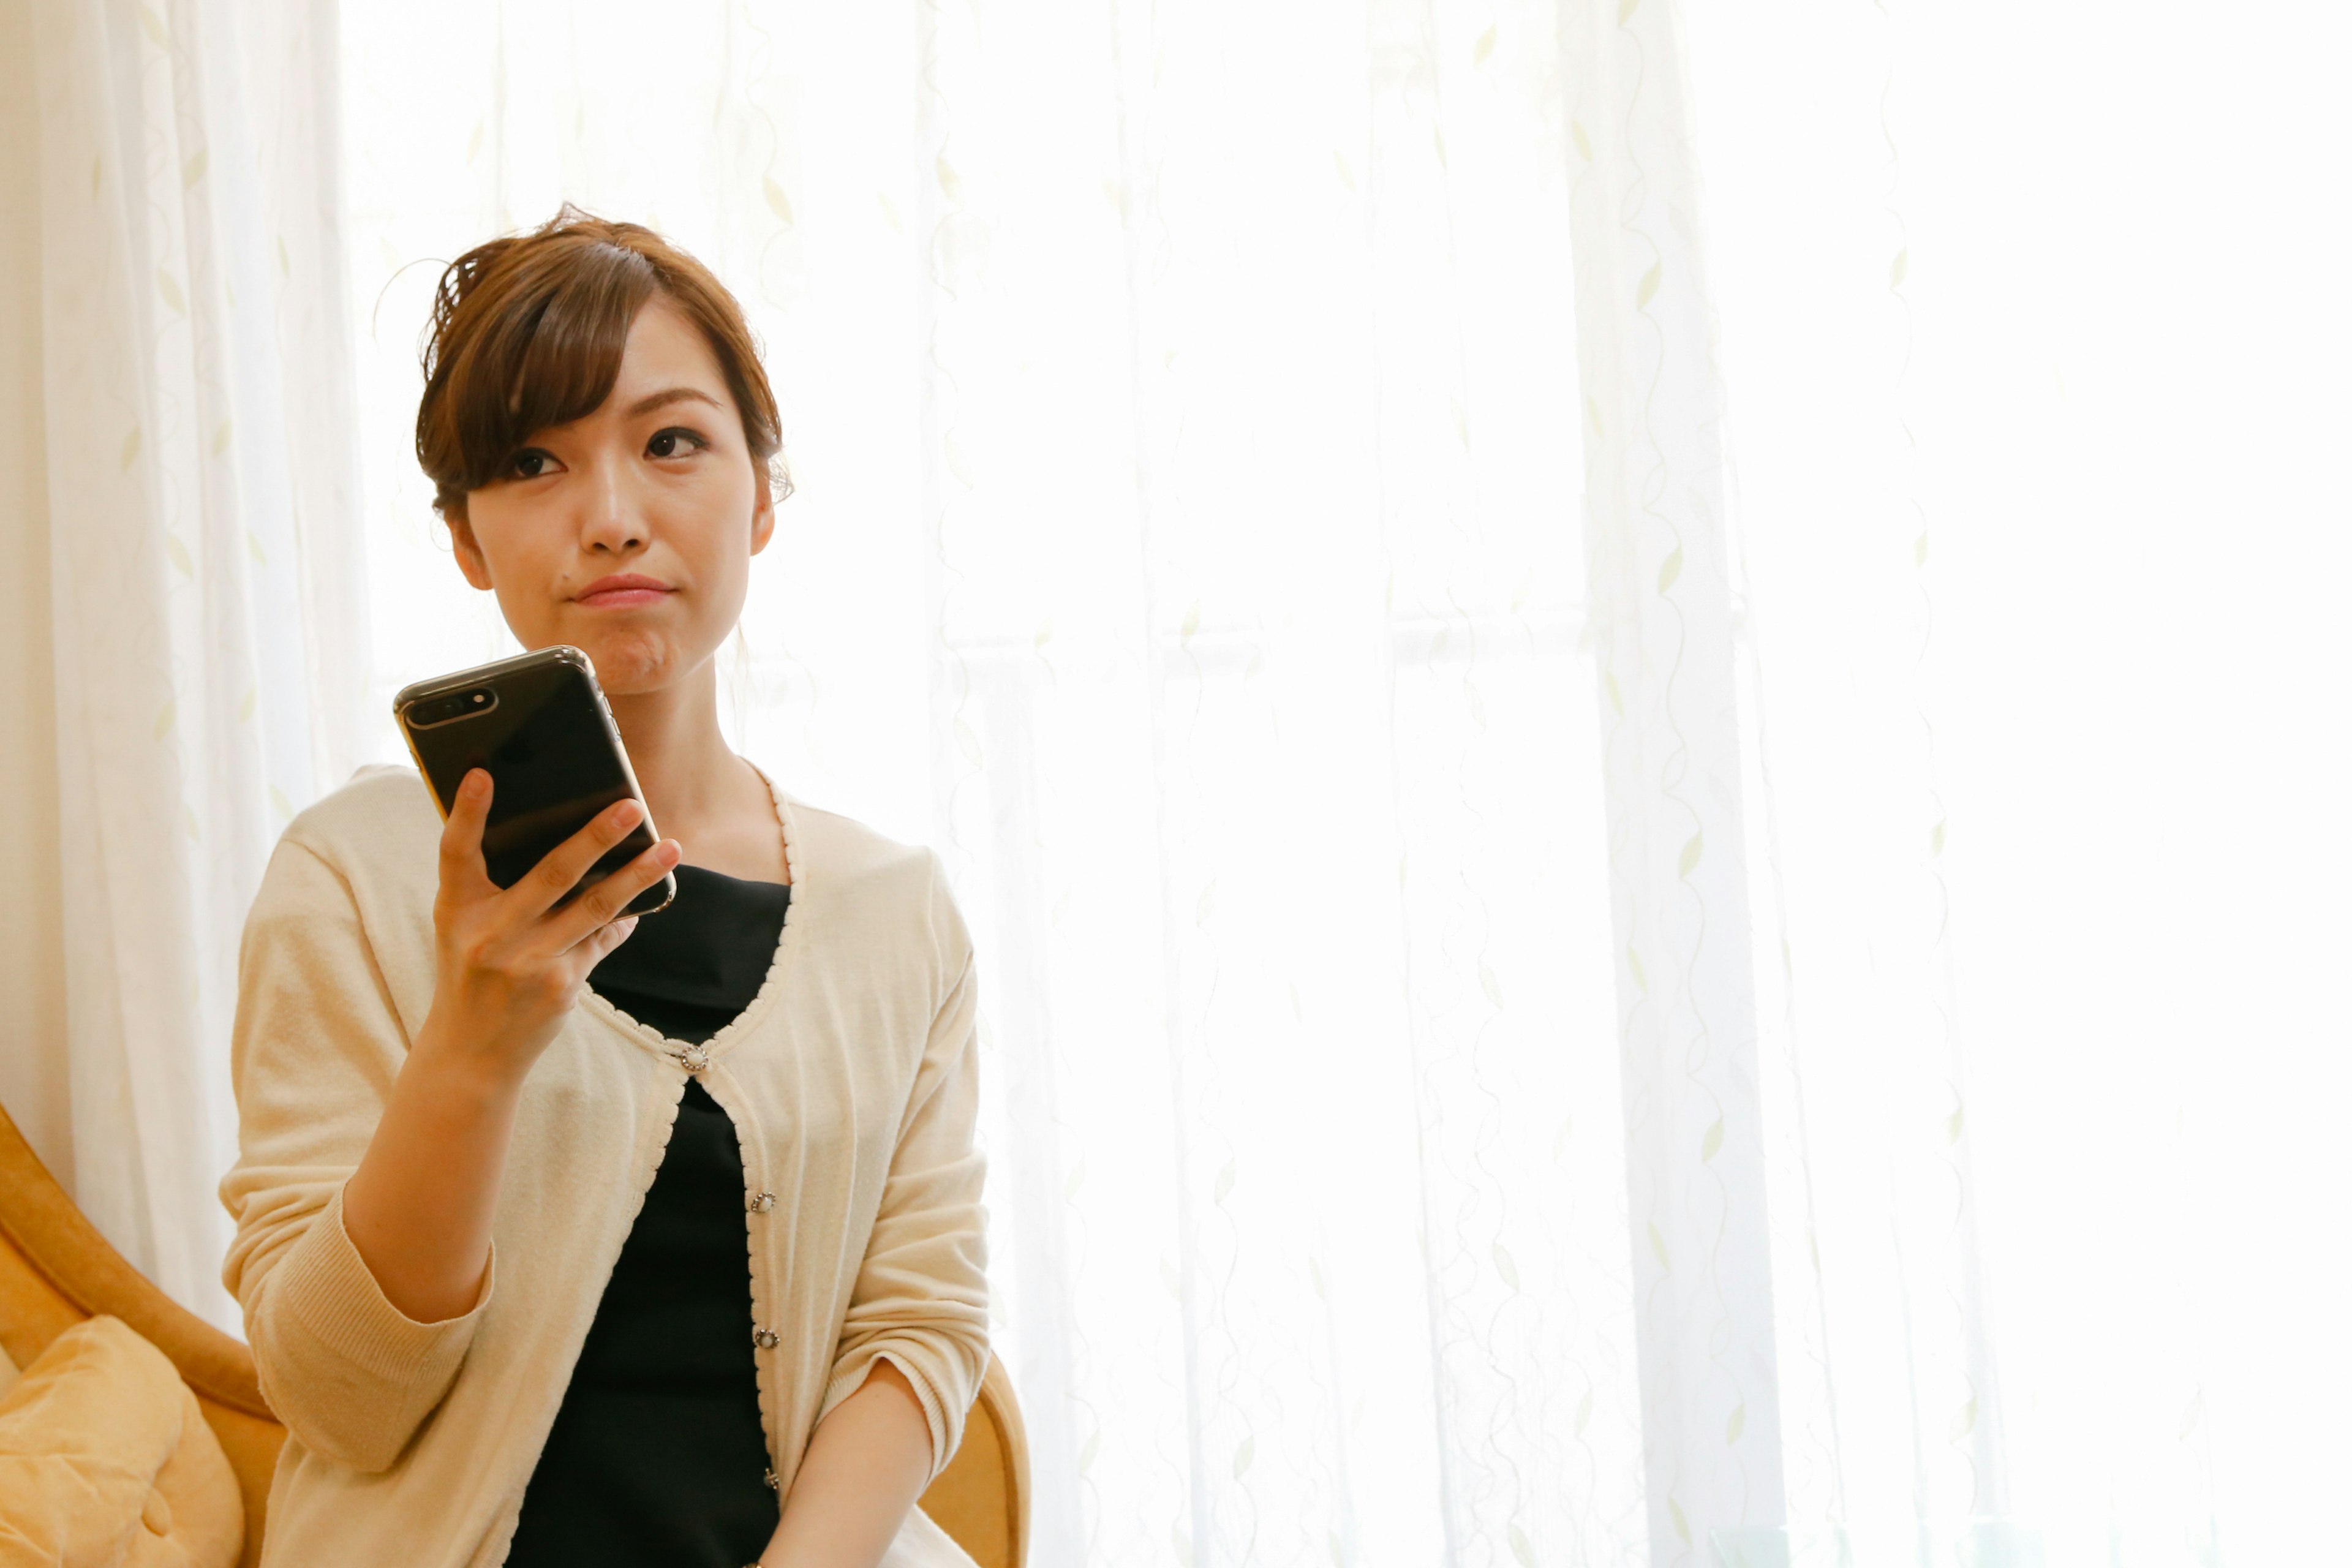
408, 686, 496, 729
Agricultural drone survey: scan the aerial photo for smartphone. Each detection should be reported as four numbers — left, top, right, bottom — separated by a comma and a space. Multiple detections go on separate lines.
394, 646, 677, 916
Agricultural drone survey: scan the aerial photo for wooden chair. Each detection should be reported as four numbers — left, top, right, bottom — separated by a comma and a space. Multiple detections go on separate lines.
0, 1101, 1028, 1568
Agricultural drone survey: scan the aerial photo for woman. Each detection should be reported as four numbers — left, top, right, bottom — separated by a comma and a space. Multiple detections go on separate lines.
219, 209, 989, 1568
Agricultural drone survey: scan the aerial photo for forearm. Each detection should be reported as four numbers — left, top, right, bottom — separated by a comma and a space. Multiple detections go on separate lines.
340, 1030, 522, 1323
761, 1360, 933, 1568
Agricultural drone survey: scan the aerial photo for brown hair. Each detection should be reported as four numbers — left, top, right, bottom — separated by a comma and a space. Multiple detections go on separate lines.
415, 205, 789, 519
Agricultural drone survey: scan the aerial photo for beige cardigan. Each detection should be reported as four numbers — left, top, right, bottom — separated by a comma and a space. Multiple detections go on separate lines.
217, 766, 989, 1568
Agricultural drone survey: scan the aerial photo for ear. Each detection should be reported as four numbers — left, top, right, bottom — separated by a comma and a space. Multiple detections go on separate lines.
748, 464, 777, 557
445, 508, 497, 590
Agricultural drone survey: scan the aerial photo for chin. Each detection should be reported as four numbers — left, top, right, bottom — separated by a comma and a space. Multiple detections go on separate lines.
572, 628, 685, 693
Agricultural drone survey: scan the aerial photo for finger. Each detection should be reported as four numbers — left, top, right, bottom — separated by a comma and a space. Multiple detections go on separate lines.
571, 913, 641, 972
437, 769, 497, 897
507, 797, 647, 919
550, 839, 680, 954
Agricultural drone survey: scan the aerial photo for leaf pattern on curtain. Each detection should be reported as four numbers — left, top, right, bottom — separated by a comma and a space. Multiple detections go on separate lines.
27, 0, 366, 1328
1559, 3, 1786, 1562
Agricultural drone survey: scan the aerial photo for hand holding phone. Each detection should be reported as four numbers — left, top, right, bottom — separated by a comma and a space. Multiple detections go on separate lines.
418, 768, 679, 1081
393, 646, 682, 1081
338, 652, 683, 1332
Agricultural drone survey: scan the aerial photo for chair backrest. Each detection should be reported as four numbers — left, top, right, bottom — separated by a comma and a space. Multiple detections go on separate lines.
0, 1101, 1027, 1568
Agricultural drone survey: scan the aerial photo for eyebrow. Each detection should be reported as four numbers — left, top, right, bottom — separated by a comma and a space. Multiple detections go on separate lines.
623, 386, 726, 418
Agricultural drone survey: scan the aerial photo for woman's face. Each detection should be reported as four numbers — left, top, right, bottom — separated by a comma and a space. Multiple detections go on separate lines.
450, 297, 773, 696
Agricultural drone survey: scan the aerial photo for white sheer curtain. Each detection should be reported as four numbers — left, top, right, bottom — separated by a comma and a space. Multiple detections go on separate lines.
18, 0, 368, 1329
323, 2, 2344, 1566
1677, 6, 2352, 1565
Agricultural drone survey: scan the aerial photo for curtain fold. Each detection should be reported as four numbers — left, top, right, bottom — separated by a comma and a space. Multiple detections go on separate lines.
1559, 3, 1790, 1559
26, 0, 367, 1329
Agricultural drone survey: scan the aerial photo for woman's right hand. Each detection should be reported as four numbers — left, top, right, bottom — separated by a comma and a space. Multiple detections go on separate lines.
415, 767, 682, 1086
343, 771, 687, 1325
344, 770, 677, 1324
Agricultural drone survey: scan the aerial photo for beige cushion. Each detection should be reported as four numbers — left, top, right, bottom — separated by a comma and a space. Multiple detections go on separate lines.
0, 1316, 243, 1567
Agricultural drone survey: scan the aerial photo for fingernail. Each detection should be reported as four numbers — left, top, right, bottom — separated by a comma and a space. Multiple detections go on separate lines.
463, 770, 489, 798
615, 916, 639, 938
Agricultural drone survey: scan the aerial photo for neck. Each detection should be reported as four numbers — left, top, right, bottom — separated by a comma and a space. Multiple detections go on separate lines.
601, 654, 789, 883
605, 658, 741, 839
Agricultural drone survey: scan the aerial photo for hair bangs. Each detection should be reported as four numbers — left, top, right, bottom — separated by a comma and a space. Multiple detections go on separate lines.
442, 241, 657, 494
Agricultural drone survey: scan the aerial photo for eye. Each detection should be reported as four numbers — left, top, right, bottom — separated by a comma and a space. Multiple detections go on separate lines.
647, 426, 710, 460
506, 447, 563, 480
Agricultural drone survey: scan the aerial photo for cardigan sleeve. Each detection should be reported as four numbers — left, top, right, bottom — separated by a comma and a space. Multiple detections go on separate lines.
216, 836, 492, 1474
817, 867, 991, 1481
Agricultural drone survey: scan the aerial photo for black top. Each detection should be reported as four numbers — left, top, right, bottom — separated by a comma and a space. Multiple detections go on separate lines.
504, 864, 791, 1568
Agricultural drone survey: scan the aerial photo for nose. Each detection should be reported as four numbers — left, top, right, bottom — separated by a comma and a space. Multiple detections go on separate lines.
577, 456, 647, 557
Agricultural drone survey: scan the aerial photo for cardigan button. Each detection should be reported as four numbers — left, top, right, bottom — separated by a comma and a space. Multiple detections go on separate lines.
679, 1044, 710, 1073
748, 1191, 775, 1214
753, 1326, 780, 1350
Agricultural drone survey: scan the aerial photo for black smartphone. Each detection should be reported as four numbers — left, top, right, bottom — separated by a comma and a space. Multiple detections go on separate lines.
394, 646, 677, 916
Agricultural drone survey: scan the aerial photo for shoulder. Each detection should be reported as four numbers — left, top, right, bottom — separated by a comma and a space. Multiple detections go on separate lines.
281, 765, 439, 866
780, 793, 968, 954
783, 793, 932, 882
254, 764, 440, 921
236, 767, 441, 1006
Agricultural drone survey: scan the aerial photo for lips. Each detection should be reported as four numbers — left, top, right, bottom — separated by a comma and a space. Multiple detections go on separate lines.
574, 573, 675, 609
